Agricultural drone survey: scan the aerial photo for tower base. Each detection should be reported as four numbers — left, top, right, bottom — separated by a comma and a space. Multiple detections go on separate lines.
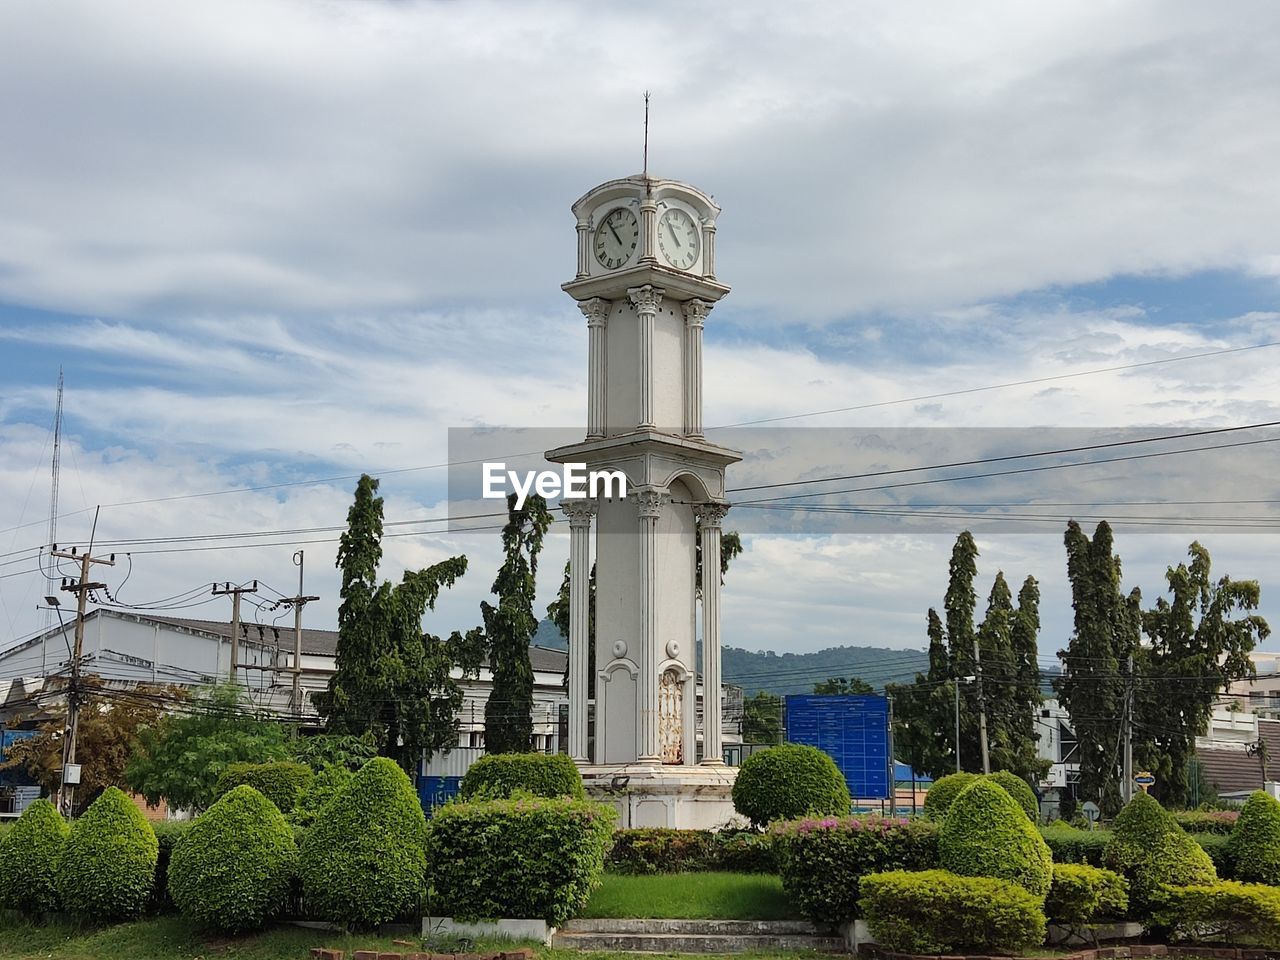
579, 762, 743, 830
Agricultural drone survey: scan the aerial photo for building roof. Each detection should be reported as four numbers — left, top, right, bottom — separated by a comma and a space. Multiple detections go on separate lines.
1197, 718, 1280, 795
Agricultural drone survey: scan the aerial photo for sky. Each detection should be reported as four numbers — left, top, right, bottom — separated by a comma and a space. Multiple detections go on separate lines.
1, 0, 1279, 675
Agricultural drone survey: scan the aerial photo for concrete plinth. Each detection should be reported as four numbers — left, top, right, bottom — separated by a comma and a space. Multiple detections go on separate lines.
579, 762, 743, 830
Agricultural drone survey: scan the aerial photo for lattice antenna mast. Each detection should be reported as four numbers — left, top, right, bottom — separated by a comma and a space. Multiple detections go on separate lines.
643, 91, 650, 177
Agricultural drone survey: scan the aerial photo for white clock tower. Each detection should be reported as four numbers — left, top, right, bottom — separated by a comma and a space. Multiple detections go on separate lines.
547, 173, 742, 828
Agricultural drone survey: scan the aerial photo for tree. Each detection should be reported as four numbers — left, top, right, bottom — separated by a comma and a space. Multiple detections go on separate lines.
813, 676, 875, 695
742, 691, 783, 744
483, 492, 553, 753
979, 573, 1048, 781
1136, 542, 1269, 806
125, 683, 287, 812
0, 678, 174, 814
318, 474, 484, 771
1055, 521, 1142, 816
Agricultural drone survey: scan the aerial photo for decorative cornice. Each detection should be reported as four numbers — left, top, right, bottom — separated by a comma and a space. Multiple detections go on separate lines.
683, 298, 713, 327
633, 489, 668, 519
628, 284, 665, 316
694, 502, 730, 528
579, 297, 610, 327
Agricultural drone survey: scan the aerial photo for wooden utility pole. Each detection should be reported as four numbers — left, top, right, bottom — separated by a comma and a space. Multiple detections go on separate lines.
212, 581, 258, 684
1122, 652, 1135, 804
50, 543, 114, 817
886, 693, 897, 817
287, 551, 319, 719
972, 639, 991, 774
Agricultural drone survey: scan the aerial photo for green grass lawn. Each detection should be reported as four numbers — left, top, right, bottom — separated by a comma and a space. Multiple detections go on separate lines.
581, 871, 799, 921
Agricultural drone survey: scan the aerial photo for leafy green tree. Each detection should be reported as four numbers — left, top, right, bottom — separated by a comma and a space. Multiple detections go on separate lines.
125, 684, 287, 811
742, 691, 783, 744
1136, 542, 1269, 806
813, 676, 875, 695
318, 474, 484, 771
483, 493, 553, 753
1056, 521, 1142, 816
287, 731, 379, 772
1010, 577, 1044, 766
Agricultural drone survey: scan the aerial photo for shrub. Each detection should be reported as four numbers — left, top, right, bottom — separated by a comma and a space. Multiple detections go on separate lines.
299, 757, 428, 928
459, 752, 584, 800
771, 815, 939, 923
427, 795, 615, 925
1154, 881, 1280, 946
1040, 823, 1111, 865
731, 744, 850, 828
922, 771, 978, 820
168, 785, 298, 931
939, 778, 1053, 899
860, 869, 1047, 954
289, 764, 354, 827
1173, 808, 1239, 835
1046, 863, 1129, 927
55, 786, 158, 921
214, 761, 313, 814
1228, 790, 1280, 885
151, 819, 196, 912
607, 828, 715, 874
0, 798, 68, 914
1103, 792, 1216, 917
987, 771, 1040, 822
711, 829, 778, 873
1194, 833, 1234, 878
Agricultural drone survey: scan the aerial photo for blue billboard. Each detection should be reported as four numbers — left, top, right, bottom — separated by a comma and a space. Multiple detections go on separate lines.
785, 694, 890, 799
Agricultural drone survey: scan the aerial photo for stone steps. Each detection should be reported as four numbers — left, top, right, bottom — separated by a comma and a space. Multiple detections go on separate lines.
553, 918, 847, 954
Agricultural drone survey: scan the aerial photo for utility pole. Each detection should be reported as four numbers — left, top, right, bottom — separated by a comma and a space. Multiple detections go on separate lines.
212, 581, 258, 684
50, 542, 114, 817
886, 693, 897, 817
1122, 652, 1134, 805
972, 640, 991, 774
954, 679, 962, 773
286, 551, 320, 720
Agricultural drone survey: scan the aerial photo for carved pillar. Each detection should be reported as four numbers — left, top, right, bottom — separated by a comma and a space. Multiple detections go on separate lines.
702, 219, 717, 279
696, 503, 729, 764
563, 498, 596, 762
635, 489, 667, 762
639, 194, 658, 263
628, 285, 664, 430
682, 299, 711, 438
579, 298, 609, 439
575, 218, 590, 278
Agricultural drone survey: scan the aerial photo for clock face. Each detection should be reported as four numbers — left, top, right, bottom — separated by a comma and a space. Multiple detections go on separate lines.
594, 207, 639, 270
657, 208, 700, 270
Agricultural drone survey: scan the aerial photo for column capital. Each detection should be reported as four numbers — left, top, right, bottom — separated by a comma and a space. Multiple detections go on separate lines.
682, 298, 713, 327
694, 502, 730, 528
628, 284, 665, 316
633, 488, 669, 519
561, 498, 598, 525
579, 297, 610, 326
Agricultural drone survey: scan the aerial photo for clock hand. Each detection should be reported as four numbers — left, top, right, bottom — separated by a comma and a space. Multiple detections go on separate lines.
608, 222, 622, 244
666, 221, 681, 247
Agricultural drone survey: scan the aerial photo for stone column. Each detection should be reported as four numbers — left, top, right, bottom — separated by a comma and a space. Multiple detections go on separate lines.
562, 498, 596, 762
628, 285, 664, 430
579, 298, 609, 439
701, 218, 717, 279
682, 299, 712, 439
635, 489, 666, 762
575, 218, 590, 278
696, 503, 729, 764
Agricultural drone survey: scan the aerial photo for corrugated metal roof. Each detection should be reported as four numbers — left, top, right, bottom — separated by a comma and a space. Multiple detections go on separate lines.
1197, 718, 1280, 795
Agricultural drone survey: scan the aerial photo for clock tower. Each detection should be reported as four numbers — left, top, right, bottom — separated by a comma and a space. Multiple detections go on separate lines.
547, 173, 741, 828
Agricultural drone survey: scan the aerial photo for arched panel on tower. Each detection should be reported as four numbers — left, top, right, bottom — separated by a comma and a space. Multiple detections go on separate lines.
656, 478, 697, 687
599, 659, 639, 764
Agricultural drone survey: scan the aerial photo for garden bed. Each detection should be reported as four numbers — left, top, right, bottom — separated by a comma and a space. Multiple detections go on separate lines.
859, 945, 1280, 960
581, 871, 799, 921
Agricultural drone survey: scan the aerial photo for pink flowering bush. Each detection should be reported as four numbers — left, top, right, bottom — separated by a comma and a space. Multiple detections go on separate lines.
771, 814, 939, 923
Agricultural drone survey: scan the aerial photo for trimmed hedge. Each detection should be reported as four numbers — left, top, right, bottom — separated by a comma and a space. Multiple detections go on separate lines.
1045, 863, 1128, 927
0, 798, 68, 914
939, 778, 1053, 899
772, 815, 939, 923
1194, 832, 1235, 878
55, 786, 158, 921
987, 771, 1039, 822
712, 829, 778, 873
731, 744, 850, 828
860, 869, 1047, 954
427, 794, 615, 925
605, 828, 777, 874
299, 757, 428, 928
1103, 792, 1216, 918
151, 819, 196, 912
1173, 808, 1239, 835
289, 764, 353, 827
458, 752, 584, 800
214, 761, 313, 814
1154, 881, 1280, 946
922, 772, 978, 820
1228, 790, 1280, 885
1040, 823, 1111, 865
168, 785, 298, 931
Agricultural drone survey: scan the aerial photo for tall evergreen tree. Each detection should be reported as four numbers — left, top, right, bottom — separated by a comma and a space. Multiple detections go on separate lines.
319, 475, 481, 772
1010, 576, 1044, 768
483, 493, 553, 753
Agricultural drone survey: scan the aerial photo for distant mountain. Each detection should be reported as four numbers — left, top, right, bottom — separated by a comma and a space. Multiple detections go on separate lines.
533, 618, 567, 650
722, 644, 930, 697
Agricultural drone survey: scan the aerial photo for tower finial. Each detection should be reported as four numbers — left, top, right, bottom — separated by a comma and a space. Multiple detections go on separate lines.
643, 91, 650, 178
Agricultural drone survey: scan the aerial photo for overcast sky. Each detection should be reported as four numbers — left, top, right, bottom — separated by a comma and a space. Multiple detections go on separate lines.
1, 0, 1279, 676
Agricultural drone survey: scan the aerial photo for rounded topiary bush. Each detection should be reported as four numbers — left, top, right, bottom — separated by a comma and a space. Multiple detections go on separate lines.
923, 771, 979, 820
939, 778, 1053, 899
1228, 790, 1280, 885
1103, 791, 1216, 917
299, 757, 427, 928
731, 744, 850, 828
56, 786, 158, 921
459, 752, 584, 800
0, 798, 69, 915
289, 764, 353, 827
168, 785, 298, 931
986, 771, 1039, 822
214, 760, 314, 814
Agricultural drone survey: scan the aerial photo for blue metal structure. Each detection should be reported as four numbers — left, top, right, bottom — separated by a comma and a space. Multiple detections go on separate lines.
416, 774, 462, 815
785, 694, 890, 799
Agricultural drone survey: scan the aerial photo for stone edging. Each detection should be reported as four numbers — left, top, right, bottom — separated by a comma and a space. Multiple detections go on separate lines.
310, 947, 536, 960
859, 946, 1280, 960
